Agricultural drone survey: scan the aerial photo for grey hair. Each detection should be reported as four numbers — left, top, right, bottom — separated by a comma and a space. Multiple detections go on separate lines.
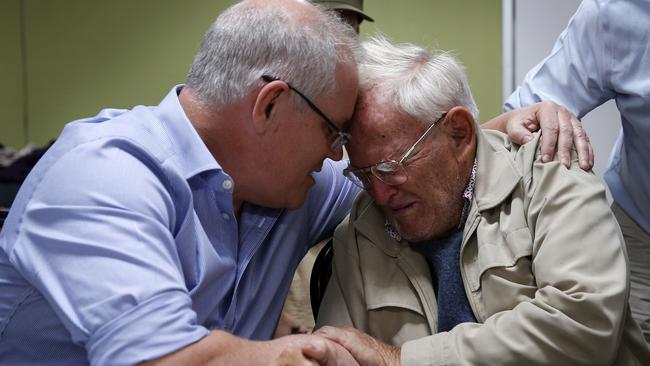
358, 35, 479, 123
186, 0, 359, 107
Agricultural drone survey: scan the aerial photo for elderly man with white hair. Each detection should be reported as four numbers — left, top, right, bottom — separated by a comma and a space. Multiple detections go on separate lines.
315, 36, 650, 365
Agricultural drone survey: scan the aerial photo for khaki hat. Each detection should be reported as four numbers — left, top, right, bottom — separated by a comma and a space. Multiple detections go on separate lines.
312, 0, 374, 22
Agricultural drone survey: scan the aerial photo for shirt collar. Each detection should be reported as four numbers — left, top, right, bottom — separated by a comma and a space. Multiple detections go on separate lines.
156, 85, 222, 180
459, 159, 478, 225
384, 158, 478, 242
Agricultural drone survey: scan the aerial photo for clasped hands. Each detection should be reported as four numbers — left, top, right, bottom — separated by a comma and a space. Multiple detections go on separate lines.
271, 326, 399, 366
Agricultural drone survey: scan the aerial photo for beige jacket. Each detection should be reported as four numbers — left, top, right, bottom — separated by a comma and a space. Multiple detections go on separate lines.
316, 130, 650, 365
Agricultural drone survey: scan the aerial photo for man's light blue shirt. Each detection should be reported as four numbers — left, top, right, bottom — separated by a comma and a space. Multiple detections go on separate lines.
0, 85, 360, 365
505, 0, 650, 234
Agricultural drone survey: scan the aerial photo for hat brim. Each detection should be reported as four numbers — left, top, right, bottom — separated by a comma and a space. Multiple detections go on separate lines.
316, 1, 374, 22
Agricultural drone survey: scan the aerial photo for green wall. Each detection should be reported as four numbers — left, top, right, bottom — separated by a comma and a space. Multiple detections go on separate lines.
362, 0, 502, 123
0, 0, 26, 147
0, 0, 501, 148
22, 0, 232, 145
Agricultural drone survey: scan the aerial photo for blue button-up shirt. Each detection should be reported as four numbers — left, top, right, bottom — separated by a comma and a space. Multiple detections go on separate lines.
0, 86, 360, 365
505, 0, 650, 235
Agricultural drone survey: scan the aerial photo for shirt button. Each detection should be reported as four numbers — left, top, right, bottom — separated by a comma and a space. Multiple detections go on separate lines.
222, 213, 230, 221
222, 179, 233, 190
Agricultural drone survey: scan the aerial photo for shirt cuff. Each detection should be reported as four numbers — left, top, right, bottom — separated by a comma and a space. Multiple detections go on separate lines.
86, 291, 209, 365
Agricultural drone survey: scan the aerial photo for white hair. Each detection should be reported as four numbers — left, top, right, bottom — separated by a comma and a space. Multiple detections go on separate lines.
358, 35, 479, 123
186, 0, 359, 107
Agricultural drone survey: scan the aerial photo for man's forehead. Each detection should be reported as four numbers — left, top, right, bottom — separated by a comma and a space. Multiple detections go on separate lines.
348, 117, 413, 165
348, 90, 426, 162
329, 60, 359, 127
351, 89, 410, 138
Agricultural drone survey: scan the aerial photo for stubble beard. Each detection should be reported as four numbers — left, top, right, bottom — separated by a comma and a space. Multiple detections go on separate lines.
390, 172, 466, 243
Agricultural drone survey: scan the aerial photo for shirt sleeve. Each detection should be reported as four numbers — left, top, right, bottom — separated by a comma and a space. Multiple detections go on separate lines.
305, 159, 361, 244
7, 140, 208, 365
504, 0, 614, 117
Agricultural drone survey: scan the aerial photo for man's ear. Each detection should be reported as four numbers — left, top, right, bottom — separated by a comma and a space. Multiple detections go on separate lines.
252, 81, 287, 134
442, 106, 476, 160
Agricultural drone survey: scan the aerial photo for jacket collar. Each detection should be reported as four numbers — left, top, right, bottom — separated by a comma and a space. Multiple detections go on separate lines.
472, 129, 522, 211
352, 193, 406, 258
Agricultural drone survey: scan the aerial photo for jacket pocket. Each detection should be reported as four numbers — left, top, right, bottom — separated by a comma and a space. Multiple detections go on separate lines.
365, 289, 431, 346
361, 250, 432, 346
367, 307, 431, 346
466, 226, 537, 313
365, 283, 424, 315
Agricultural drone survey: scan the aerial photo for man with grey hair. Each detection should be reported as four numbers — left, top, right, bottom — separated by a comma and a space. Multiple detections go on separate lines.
315, 36, 650, 365
0, 0, 361, 364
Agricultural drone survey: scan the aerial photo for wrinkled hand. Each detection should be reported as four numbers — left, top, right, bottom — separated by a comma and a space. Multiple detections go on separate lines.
270, 334, 360, 366
505, 101, 593, 170
273, 345, 319, 366
315, 326, 400, 366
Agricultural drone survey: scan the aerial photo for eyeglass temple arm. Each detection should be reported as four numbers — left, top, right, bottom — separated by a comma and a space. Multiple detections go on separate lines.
261, 75, 341, 134
398, 114, 446, 164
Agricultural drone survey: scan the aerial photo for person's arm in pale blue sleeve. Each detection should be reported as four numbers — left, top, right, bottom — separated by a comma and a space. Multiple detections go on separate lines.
8, 141, 208, 365
505, 0, 612, 116
504, 0, 611, 169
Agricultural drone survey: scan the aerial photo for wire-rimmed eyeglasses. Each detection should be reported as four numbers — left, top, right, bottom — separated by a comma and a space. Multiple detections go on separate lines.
261, 75, 351, 152
343, 113, 447, 189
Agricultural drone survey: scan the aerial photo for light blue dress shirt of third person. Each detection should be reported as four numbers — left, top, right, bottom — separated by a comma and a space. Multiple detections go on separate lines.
505, 0, 650, 235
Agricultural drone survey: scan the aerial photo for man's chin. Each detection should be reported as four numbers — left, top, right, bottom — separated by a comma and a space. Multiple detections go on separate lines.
281, 177, 316, 210
389, 218, 436, 243
400, 231, 432, 243
285, 199, 306, 210
285, 189, 310, 210
261, 190, 308, 210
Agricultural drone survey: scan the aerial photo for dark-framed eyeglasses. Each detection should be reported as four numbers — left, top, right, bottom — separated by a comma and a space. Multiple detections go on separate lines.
343, 113, 447, 189
261, 75, 351, 152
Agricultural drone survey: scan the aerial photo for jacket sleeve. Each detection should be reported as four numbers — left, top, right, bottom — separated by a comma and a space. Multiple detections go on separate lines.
401, 140, 631, 365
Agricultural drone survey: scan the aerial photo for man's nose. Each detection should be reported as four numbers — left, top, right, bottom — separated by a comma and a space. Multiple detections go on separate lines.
369, 178, 398, 206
